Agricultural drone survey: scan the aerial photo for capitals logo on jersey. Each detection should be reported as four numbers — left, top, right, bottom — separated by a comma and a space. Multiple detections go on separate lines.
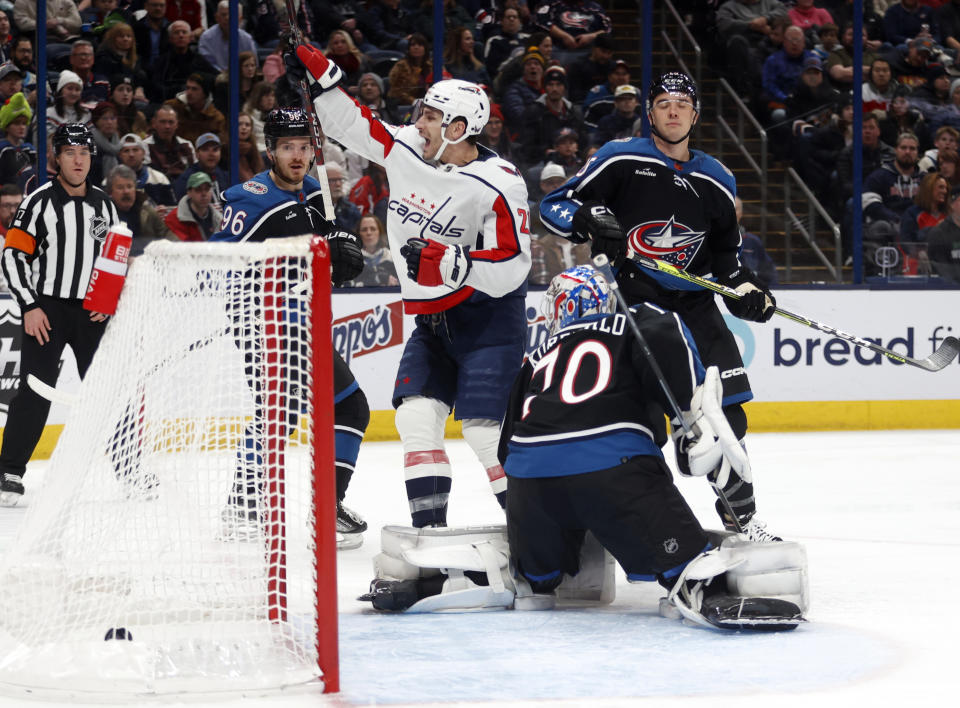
627, 215, 705, 270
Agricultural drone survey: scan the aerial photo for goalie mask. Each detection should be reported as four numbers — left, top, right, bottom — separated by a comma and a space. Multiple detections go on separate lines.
416, 79, 490, 161
542, 265, 615, 334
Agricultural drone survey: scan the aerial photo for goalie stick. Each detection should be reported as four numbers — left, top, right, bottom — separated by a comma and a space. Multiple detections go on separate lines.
283, 0, 335, 222
592, 254, 744, 534
628, 253, 960, 373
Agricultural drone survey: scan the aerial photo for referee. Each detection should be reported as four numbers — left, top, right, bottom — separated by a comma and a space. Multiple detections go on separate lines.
0, 123, 119, 506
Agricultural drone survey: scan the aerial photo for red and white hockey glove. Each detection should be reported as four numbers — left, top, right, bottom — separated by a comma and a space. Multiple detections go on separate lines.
83, 223, 133, 316
399, 238, 471, 289
288, 44, 344, 98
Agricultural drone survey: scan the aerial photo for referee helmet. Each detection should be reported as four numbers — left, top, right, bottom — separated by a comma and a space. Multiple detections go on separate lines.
53, 123, 97, 155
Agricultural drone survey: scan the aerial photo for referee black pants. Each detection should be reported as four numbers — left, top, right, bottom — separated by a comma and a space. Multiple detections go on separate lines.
0, 296, 106, 478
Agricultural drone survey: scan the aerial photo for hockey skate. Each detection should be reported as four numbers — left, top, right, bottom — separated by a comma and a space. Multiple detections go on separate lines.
732, 516, 783, 543
336, 502, 366, 550
0, 473, 24, 507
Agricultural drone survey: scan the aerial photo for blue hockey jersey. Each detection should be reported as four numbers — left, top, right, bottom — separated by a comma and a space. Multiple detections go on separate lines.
211, 170, 329, 242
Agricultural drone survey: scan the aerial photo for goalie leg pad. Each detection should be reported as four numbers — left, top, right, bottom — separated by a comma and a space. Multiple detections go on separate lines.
720, 534, 809, 612
555, 531, 617, 605
663, 536, 808, 631
365, 524, 517, 612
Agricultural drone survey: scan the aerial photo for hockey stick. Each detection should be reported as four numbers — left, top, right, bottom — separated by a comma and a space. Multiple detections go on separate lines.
283, 0, 335, 221
629, 253, 960, 372
27, 374, 79, 406
592, 254, 744, 533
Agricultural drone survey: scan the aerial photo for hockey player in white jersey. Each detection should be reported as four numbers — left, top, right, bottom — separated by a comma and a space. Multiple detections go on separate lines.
289, 44, 532, 527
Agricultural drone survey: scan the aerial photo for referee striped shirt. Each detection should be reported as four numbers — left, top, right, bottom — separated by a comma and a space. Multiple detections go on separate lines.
1, 179, 119, 311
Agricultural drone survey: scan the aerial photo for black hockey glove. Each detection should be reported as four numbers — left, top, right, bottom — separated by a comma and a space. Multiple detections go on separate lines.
326, 230, 364, 286
719, 270, 776, 323
571, 201, 627, 266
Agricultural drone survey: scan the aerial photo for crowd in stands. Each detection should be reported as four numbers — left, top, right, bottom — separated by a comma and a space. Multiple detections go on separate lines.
0, 1, 956, 286
0, 0, 637, 288
707, 0, 960, 279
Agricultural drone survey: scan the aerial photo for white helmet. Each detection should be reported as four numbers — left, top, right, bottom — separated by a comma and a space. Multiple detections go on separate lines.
542, 265, 615, 334
421, 79, 490, 160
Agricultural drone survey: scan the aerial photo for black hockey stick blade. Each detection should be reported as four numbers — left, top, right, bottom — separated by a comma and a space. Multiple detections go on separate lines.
628, 254, 960, 372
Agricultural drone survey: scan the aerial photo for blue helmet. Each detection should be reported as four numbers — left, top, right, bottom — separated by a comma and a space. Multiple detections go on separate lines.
542, 265, 615, 334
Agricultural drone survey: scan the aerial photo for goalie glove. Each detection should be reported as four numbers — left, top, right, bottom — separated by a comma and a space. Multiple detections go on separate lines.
399, 238, 471, 289
719, 269, 776, 323
671, 366, 751, 489
325, 229, 364, 286
287, 43, 344, 99
571, 201, 627, 266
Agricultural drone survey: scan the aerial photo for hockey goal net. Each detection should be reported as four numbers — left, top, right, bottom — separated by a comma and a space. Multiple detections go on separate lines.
0, 236, 339, 698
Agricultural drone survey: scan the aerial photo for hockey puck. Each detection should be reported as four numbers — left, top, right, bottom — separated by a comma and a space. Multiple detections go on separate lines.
104, 627, 133, 641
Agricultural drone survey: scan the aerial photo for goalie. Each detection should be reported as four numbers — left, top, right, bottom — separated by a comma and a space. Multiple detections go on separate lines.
360, 266, 807, 631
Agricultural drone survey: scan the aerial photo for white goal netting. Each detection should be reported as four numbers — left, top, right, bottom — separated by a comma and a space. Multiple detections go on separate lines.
0, 237, 336, 699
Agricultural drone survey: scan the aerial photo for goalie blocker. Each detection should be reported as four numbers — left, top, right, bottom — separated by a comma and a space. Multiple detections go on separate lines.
358, 525, 807, 631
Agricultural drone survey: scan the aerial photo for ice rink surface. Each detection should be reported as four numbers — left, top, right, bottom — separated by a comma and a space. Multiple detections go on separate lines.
1, 429, 958, 707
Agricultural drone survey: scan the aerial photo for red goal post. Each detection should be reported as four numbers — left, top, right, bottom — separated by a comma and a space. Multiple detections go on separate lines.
0, 236, 339, 698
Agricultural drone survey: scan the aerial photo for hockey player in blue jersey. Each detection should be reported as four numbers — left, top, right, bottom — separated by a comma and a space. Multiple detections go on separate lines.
358, 266, 807, 626
540, 73, 782, 543
211, 107, 370, 549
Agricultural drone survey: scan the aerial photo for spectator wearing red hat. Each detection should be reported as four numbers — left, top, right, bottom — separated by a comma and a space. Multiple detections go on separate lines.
478, 104, 515, 162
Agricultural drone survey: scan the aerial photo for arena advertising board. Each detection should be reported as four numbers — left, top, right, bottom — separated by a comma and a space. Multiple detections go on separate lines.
0, 289, 956, 430
328, 288, 958, 411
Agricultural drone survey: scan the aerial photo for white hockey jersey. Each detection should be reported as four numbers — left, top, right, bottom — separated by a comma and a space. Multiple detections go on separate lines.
311, 88, 531, 314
